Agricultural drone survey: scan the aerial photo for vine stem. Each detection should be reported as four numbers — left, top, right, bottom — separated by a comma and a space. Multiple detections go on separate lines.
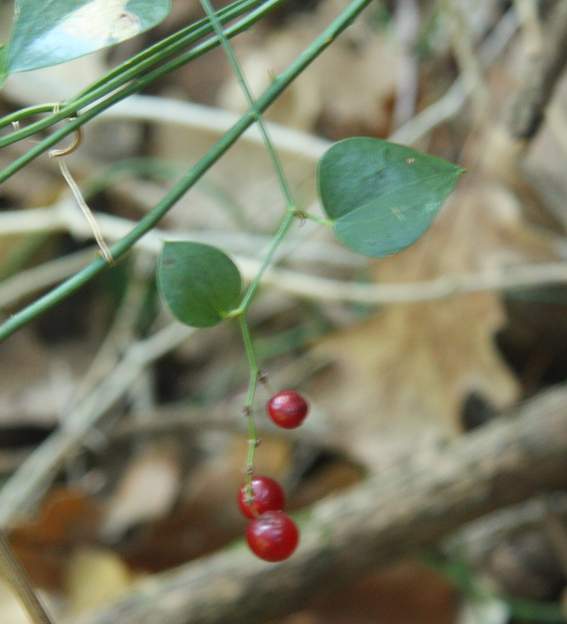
0, 532, 54, 624
200, 0, 295, 208
238, 316, 260, 495
238, 209, 296, 312
200, 0, 304, 486
0, 0, 266, 143
0, 0, 373, 342
0, 103, 58, 130
0, 0, 285, 183
233, 209, 294, 487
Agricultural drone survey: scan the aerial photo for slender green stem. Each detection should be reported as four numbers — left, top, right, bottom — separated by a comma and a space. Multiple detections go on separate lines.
298, 211, 334, 227
0, 103, 58, 130
0, 0, 279, 151
0, 0, 284, 185
239, 315, 259, 491
74, 0, 261, 99
238, 209, 296, 312
0, 0, 373, 342
200, 0, 295, 208
0, 532, 54, 624
200, 0, 302, 460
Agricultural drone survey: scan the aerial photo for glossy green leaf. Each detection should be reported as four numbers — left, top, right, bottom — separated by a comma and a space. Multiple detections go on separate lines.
318, 137, 464, 258
158, 242, 242, 328
3, 0, 171, 74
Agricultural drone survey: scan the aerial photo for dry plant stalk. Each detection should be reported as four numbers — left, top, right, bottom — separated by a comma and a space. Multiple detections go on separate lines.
0, 532, 54, 624
48, 110, 113, 263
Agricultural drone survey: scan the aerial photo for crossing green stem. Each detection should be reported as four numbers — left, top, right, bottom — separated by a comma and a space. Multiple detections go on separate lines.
0, 0, 373, 342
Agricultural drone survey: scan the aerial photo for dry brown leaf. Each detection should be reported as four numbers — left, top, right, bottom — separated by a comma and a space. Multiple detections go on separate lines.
220, 0, 399, 136
0, 334, 74, 426
101, 443, 181, 541
0, 332, 97, 428
9, 488, 102, 591
310, 180, 554, 468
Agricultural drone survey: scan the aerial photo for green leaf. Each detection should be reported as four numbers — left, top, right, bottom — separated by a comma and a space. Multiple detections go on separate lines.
158, 242, 242, 328
4, 0, 171, 74
318, 137, 464, 258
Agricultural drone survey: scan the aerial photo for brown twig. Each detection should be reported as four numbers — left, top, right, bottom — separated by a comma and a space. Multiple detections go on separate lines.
0, 531, 54, 624
0, 323, 195, 528
76, 386, 567, 624
505, 0, 567, 140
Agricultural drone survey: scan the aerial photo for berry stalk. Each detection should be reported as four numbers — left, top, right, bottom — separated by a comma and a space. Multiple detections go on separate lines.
238, 315, 260, 496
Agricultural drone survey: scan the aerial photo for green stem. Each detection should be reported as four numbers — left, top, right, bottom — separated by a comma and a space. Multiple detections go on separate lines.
239, 315, 259, 490
200, 0, 295, 208
200, 0, 302, 456
0, 103, 58, 130
0, 0, 373, 342
74, 0, 261, 99
298, 211, 334, 227
238, 209, 296, 311
0, 0, 280, 152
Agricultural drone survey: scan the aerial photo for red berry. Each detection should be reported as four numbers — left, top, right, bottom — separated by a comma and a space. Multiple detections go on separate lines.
246, 511, 299, 562
238, 476, 286, 519
267, 390, 309, 429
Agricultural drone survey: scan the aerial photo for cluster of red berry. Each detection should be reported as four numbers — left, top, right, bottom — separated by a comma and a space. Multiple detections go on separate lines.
238, 389, 309, 562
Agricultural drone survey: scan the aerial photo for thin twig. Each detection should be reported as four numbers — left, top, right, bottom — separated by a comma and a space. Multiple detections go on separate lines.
440, 0, 488, 115
2, 206, 567, 310
54, 160, 113, 263
0, 323, 194, 528
0, 205, 360, 268
505, 0, 567, 140
0, 531, 54, 624
48, 116, 113, 264
0, 247, 96, 311
391, 6, 518, 144
68, 253, 153, 408
393, 0, 420, 128
513, 0, 543, 57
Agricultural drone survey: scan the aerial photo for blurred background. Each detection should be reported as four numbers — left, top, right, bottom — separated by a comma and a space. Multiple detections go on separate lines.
1, 0, 567, 622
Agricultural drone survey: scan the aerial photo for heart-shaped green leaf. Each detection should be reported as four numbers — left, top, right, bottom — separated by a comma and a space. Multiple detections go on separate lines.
2, 0, 171, 75
318, 137, 464, 258
158, 241, 242, 328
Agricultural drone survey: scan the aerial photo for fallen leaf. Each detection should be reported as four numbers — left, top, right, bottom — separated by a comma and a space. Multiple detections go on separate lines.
219, 0, 399, 136
9, 488, 102, 590
310, 179, 554, 468
101, 443, 181, 541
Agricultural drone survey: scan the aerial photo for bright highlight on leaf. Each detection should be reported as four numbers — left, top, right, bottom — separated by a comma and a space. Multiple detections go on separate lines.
318, 137, 464, 258
1, 0, 171, 77
158, 241, 242, 328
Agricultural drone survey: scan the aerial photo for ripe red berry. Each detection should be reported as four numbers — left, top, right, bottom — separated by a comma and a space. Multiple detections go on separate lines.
238, 476, 286, 519
246, 511, 299, 562
267, 390, 309, 429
